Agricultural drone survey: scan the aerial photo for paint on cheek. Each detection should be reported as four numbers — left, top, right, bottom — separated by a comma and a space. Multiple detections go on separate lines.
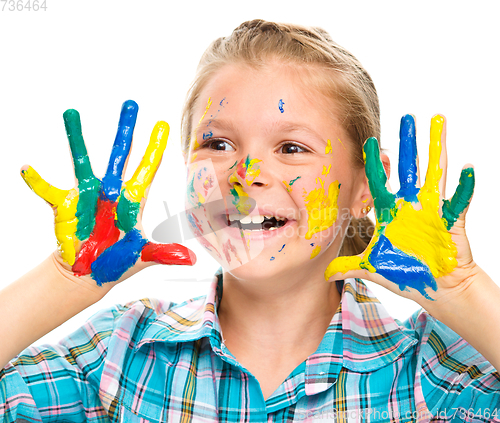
322, 165, 331, 176
283, 176, 301, 192
337, 138, 346, 150
229, 161, 237, 170
310, 245, 321, 259
72, 197, 121, 276
302, 178, 341, 240
278, 99, 285, 113
187, 212, 221, 258
325, 139, 332, 155
270, 256, 275, 261
222, 239, 242, 265
278, 244, 286, 252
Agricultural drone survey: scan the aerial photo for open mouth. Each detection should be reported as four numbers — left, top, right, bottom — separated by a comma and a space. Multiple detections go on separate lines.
227, 214, 288, 231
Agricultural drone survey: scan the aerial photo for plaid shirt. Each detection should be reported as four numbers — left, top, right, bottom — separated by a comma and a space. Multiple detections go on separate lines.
1, 274, 499, 423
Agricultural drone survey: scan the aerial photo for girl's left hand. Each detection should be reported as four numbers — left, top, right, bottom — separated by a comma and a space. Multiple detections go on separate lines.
326, 114, 478, 307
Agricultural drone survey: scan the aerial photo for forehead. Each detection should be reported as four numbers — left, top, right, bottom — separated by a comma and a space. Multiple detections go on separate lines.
191, 62, 342, 135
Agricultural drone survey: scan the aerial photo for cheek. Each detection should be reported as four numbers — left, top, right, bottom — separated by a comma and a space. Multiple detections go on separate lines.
185, 159, 222, 209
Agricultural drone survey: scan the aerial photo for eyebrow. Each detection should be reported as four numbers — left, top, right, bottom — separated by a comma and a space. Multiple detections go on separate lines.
198, 118, 326, 143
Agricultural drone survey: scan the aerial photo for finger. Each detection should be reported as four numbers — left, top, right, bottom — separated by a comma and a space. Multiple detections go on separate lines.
396, 114, 420, 202
102, 100, 138, 201
123, 121, 169, 203
363, 137, 395, 223
20, 165, 68, 207
422, 114, 447, 200
63, 109, 96, 184
324, 255, 363, 281
442, 165, 475, 230
141, 242, 197, 266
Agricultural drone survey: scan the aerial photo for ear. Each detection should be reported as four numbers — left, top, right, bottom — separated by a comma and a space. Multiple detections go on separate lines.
350, 153, 391, 219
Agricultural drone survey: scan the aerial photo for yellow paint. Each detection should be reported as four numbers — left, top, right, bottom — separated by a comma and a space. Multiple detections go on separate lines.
338, 138, 346, 150
302, 178, 340, 239
384, 115, 457, 278
124, 121, 169, 203
21, 166, 79, 265
190, 152, 198, 163
191, 97, 213, 152
232, 184, 251, 215
244, 158, 262, 186
322, 164, 331, 175
325, 256, 362, 280
197, 193, 205, 204
325, 139, 332, 154
310, 245, 321, 259
282, 180, 292, 192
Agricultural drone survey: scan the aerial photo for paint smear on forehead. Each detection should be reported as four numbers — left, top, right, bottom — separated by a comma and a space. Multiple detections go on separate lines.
302, 177, 340, 240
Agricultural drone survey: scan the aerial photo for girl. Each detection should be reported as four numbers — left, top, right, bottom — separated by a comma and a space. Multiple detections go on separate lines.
1, 19, 499, 422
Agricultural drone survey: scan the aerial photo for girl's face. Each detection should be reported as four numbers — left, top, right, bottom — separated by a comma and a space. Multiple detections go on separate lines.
184, 62, 367, 282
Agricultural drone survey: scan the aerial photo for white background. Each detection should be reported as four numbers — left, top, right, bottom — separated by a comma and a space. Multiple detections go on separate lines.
0, 0, 499, 345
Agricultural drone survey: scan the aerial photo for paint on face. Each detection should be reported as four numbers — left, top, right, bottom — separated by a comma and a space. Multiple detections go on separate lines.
222, 239, 242, 265
325, 139, 332, 155
203, 130, 213, 140
228, 161, 238, 170
270, 256, 275, 261
237, 155, 262, 186
322, 165, 331, 176
302, 178, 341, 240
337, 138, 346, 150
282, 176, 301, 192
310, 245, 321, 259
192, 98, 213, 152
230, 184, 251, 214
278, 99, 285, 113
278, 244, 286, 252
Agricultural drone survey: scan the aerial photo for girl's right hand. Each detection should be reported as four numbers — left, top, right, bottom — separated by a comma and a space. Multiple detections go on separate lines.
21, 100, 196, 292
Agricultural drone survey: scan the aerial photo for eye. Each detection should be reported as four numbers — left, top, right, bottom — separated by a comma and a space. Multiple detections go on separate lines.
202, 139, 235, 152
280, 143, 309, 154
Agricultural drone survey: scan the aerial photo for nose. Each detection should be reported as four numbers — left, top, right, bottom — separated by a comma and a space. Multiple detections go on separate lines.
227, 155, 266, 188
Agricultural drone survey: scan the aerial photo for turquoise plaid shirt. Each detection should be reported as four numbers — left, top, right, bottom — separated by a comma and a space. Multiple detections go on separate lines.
1, 273, 499, 422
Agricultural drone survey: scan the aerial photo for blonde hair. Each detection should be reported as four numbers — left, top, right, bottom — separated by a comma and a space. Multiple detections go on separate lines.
181, 19, 379, 256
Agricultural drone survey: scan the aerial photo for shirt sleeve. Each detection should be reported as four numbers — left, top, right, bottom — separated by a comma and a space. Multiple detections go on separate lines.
404, 309, 500, 419
0, 304, 121, 423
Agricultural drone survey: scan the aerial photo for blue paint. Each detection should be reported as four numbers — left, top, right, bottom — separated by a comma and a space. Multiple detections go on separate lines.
278, 99, 285, 113
367, 234, 437, 300
203, 130, 213, 140
102, 100, 138, 201
278, 244, 285, 252
396, 114, 419, 202
219, 97, 226, 106
270, 256, 275, 261
310, 243, 315, 247
91, 228, 147, 285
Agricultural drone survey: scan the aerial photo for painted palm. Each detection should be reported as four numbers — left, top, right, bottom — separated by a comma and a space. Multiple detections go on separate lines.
326, 115, 474, 300
21, 101, 195, 285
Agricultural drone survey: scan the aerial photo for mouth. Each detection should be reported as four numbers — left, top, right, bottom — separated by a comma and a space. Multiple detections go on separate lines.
227, 214, 288, 231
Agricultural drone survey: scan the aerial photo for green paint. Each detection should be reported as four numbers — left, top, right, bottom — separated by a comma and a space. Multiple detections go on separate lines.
116, 191, 140, 232
363, 137, 395, 223
289, 176, 301, 186
228, 161, 238, 170
63, 109, 100, 240
442, 167, 475, 230
244, 154, 251, 170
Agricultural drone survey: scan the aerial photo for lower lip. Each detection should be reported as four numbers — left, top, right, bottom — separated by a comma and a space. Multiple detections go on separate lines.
214, 215, 296, 241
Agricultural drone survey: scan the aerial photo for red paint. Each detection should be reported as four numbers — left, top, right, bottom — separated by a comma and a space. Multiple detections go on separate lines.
141, 242, 197, 265
236, 158, 246, 180
222, 239, 242, 265
73, 198, 120, 275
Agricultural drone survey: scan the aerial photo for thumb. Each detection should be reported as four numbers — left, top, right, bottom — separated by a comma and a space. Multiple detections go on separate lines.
141, 242, 197, 266
325, 255, 368, 281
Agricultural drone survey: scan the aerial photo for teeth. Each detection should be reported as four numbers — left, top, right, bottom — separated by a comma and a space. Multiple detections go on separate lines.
252, 215, 264, 224
276, 216, 285, 221
269, 226, 277, 230
229, 214, 242, 221
240, 215, 252, 224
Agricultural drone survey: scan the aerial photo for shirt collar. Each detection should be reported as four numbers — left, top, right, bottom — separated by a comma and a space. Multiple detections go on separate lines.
135, 272, 417, 395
